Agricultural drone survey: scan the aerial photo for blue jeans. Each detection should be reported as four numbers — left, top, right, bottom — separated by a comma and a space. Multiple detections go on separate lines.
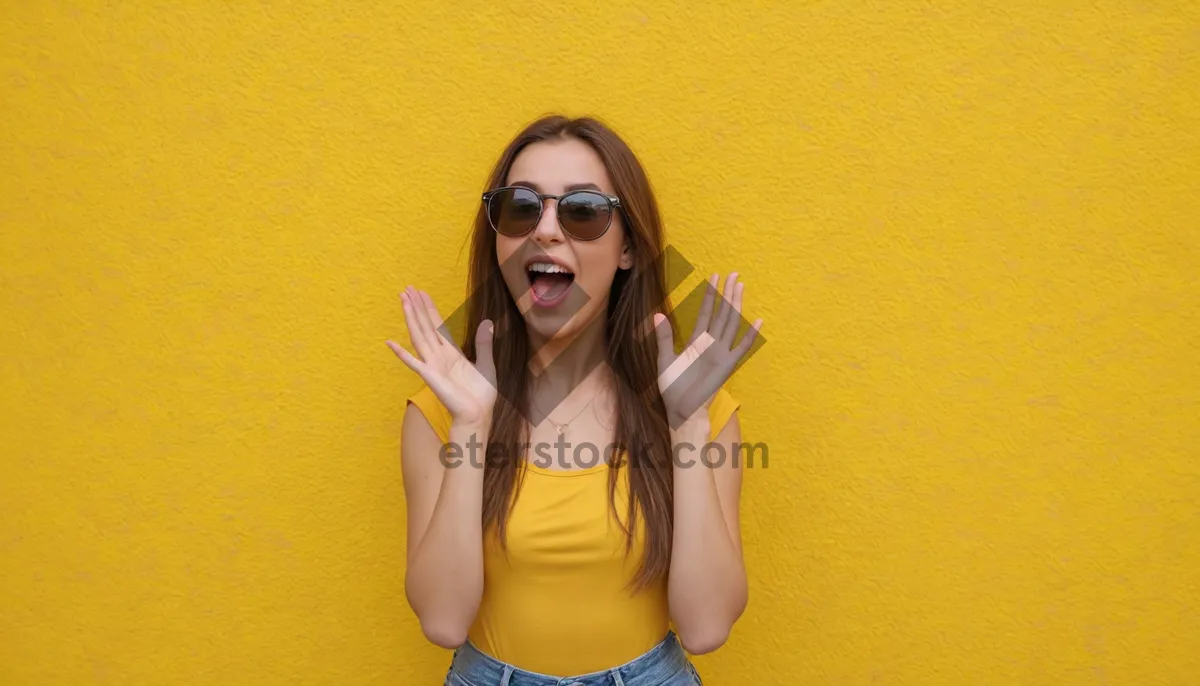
443, 631, 702, 686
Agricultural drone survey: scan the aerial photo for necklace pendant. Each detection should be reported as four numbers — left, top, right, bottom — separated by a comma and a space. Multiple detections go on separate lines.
556, 425, 565, 435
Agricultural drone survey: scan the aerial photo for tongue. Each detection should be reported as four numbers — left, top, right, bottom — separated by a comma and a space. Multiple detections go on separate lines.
532, 273, 572, 301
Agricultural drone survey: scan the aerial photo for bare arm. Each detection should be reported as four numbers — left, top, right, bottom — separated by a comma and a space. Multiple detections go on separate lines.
400, 407, 489, 648
652, 272, 762, 655
667, 411, 747, 654
387, 287, 497, 649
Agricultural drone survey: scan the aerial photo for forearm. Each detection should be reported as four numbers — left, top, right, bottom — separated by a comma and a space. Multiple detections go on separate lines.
405, 422, 488, 645
667, 418, 748, 653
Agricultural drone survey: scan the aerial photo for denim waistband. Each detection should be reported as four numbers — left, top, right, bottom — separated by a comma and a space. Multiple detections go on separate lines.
445, 631, 695, 686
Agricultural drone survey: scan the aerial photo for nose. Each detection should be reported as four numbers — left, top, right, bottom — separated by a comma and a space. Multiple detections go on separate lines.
530, 198, 565, 246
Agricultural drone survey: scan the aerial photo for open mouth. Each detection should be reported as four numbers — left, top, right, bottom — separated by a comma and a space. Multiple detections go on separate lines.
526, 259, 575, 306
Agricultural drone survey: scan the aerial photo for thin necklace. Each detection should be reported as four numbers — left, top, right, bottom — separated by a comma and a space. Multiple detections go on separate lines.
534, 394, 598, 436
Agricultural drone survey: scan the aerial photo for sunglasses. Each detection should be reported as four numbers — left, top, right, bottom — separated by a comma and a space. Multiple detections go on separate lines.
482, 186, 623, 241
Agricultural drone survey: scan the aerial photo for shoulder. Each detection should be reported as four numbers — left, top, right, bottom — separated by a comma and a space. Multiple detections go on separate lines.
706, 386, 741, 442
404, 385, 453, 444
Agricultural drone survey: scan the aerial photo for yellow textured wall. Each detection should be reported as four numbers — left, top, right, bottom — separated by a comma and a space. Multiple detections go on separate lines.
2, 2, 1197, 684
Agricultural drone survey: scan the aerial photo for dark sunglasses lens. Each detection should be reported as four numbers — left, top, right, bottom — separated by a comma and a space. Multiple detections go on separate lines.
558, 192, 612, 240
488, 188, 541, 236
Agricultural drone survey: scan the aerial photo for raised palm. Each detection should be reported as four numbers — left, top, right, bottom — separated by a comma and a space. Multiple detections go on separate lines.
386, 287, 497, 427
654, 272, 763, 428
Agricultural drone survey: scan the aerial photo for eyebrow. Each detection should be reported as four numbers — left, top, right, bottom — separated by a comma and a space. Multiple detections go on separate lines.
509, 180, 604, 194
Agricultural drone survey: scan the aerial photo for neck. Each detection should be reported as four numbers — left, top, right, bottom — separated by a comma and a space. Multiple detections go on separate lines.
527, 312, 611, 403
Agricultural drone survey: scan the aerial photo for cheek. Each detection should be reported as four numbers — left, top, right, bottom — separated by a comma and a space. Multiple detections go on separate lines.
496, 235, 526, 280
574, 242, 623, 296
591, 229, 626, 272
496, 235, 521, 264
494, 236, 530, 298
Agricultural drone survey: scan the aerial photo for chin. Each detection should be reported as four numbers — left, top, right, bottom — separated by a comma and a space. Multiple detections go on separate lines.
521, 304, 600, 343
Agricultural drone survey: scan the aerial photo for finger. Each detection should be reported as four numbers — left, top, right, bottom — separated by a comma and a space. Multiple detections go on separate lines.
677, 330, 717, 390
420, 290, 453, 347
387, 338, 463, 408
653, 312, 677, 372
719, 281, 745, 346
401, 289, 435, 362
474, 319, 497, 384
682, 329, 715, 359
662, 333, 714, 420
386, 339, 428, 376
708, 272, 739, 343
412, 289, 443, 348
688, 273, 719, 346
732, 318, 764, 359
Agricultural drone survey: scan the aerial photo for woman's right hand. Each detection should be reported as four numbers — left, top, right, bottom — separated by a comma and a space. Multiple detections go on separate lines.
386, 286, 497, 428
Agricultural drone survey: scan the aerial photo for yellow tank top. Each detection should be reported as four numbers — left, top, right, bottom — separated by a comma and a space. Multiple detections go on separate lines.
406, 385, 739, 675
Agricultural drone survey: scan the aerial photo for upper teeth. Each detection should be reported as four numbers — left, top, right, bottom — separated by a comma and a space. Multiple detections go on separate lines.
529, 263, 572, 275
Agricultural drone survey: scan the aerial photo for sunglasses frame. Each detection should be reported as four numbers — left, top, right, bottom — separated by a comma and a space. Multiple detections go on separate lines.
481, 186, 624, 241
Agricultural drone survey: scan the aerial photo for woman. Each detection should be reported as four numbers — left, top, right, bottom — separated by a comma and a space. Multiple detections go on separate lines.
387, 115, 763, 685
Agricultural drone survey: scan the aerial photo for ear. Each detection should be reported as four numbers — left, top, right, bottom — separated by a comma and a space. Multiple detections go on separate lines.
619, 240, 635, 270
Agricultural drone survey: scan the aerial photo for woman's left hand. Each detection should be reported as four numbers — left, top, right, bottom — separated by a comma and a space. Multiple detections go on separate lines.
653, 272, 763, 429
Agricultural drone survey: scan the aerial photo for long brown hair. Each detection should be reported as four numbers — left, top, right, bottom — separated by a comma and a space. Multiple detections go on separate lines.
460, 115, 679, 592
